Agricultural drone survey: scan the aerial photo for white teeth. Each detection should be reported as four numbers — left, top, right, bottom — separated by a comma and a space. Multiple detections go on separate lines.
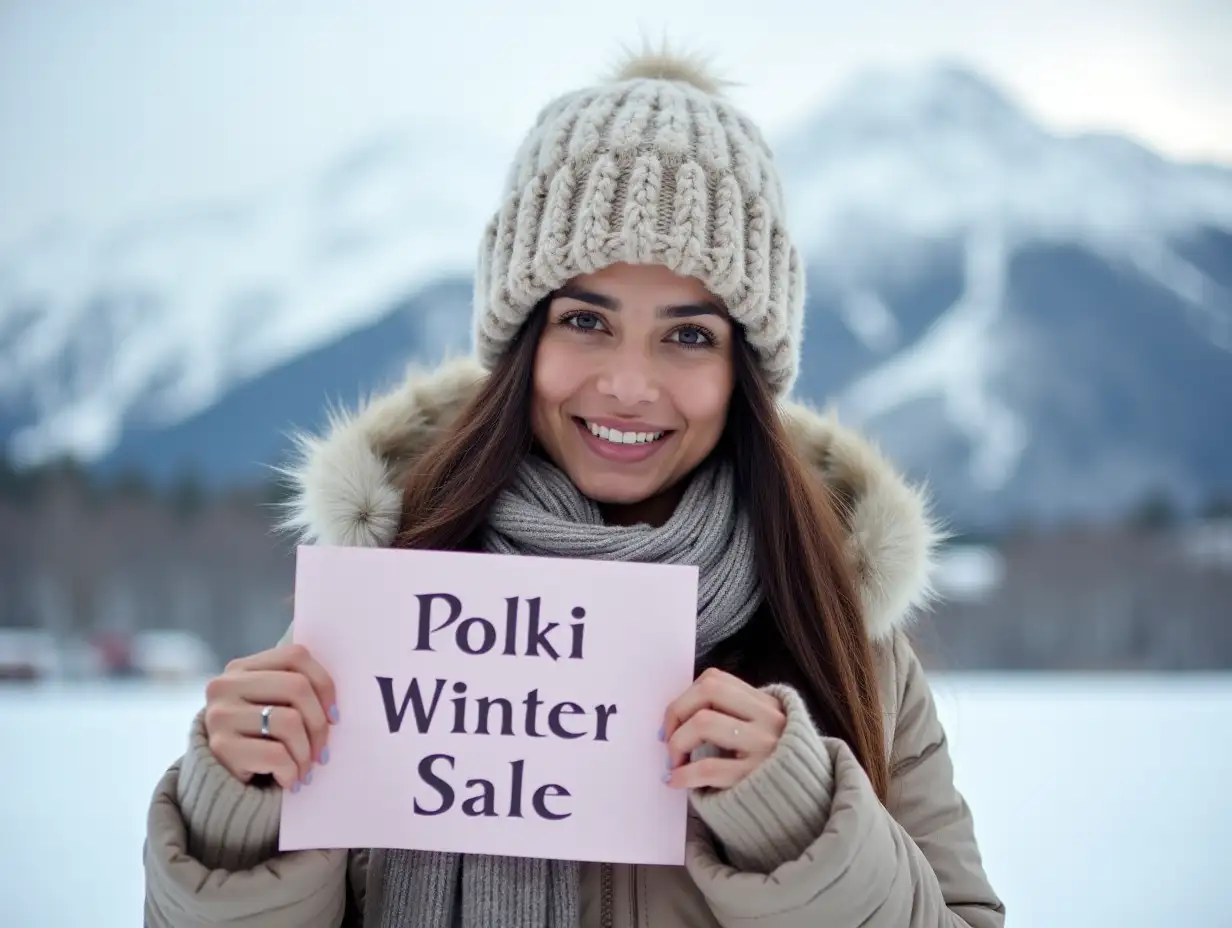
585, 421, 664, 446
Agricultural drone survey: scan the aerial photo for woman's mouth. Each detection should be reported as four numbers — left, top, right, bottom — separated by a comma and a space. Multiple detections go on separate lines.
573, 417, 674, 463
580, 418, 666, 446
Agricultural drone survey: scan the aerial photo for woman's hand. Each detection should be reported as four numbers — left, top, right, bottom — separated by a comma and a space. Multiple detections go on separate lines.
661, 667, 786, 790
202, 643, 338, 791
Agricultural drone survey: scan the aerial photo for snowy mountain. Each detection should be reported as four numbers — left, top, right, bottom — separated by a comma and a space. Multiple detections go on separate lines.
0, 121, 503, 466
2, 64, 1230, 526
778, 65, 1232, 526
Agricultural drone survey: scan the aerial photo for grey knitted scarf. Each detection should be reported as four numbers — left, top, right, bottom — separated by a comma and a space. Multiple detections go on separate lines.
368, 454, 762, 928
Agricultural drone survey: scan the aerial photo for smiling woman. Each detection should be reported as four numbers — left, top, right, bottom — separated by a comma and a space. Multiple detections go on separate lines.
142, 47, 1004, 928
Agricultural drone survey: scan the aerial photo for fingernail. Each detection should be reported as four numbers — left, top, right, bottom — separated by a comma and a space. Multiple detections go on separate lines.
666, 754, 674, 770
291, 781, 301, 793
320, 746, 330, 765
329, 704, 340, 723
304, 769, 314, 785
662, 772, 672, 783
657, 725, 665, 741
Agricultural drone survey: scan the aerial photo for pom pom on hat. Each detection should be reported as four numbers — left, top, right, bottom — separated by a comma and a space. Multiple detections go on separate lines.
608, 42, 733, 97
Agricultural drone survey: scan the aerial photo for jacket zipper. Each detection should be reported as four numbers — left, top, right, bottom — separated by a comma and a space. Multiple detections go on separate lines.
600, 863, 614, 928
599, 863, 638, 928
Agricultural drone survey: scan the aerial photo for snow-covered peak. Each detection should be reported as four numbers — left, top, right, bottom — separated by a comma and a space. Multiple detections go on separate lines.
777, 65, 1232, 265
808, 63, 1031, 140
0, 122, 504, 465
773, 65, 1232, 505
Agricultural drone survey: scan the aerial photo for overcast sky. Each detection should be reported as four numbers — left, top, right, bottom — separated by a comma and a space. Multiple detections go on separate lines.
1, 0, 1229, 248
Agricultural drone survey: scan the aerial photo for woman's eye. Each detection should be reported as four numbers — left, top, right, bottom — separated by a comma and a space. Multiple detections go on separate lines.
669, 326, 713, 347
566, 312, 604, 331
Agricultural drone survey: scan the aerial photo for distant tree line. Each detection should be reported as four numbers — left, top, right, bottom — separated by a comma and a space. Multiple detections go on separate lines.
0, 454, 295, 514
3, 452, 1228, 536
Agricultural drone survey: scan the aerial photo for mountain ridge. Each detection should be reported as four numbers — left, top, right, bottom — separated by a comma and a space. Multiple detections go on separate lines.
2, 62, 1230, 527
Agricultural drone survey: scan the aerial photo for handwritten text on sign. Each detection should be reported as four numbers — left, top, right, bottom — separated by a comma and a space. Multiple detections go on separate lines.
279, 545, 698, 865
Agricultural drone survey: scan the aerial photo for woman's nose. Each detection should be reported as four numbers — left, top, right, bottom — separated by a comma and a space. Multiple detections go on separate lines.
596, 358, 660, 407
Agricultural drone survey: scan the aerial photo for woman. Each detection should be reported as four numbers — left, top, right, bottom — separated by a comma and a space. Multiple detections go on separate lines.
144, 51, 1004, 927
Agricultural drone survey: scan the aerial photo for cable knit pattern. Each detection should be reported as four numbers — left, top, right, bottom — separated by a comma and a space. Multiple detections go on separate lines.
473, 61, 805, 396
175, 710, 283, 872
689, 684, 836, 873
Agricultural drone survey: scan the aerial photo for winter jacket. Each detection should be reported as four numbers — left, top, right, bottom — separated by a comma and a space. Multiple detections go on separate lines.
143, 356, 1005, 927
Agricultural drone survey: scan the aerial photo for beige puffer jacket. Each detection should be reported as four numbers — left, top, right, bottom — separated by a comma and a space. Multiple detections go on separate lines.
144, 357, 1005, 927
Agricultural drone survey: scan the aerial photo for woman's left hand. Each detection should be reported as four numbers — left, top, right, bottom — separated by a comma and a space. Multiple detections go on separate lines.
661, 667, 787, 790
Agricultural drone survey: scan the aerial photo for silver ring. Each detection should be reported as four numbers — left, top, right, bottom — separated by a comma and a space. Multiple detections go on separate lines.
260, 705, 274, 739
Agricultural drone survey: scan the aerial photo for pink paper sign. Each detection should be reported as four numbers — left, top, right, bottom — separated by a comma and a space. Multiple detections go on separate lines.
280, 545, 698, 865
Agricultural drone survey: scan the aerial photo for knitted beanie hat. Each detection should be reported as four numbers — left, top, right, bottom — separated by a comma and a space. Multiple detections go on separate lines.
472, 50, 805, 396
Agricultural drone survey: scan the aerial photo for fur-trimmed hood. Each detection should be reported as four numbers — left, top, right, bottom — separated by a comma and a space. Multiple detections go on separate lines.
279, 356, 939, 642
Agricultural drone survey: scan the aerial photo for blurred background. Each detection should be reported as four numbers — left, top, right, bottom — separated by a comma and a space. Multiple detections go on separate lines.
1, 1, 1229, 925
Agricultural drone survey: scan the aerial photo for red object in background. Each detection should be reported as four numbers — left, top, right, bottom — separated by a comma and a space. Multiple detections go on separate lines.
94, 632, 137, 676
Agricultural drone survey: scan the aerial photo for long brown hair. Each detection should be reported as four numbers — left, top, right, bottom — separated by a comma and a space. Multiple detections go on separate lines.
394, 300, 889, 802
716, 337, 889, 800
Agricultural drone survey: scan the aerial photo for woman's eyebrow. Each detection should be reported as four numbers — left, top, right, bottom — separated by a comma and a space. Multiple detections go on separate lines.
554, 285, 617, 310
555, 285, 727, 319
659, 302, 727, 319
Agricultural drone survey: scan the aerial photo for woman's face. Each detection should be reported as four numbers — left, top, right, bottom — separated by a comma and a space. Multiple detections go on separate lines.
532, 262, 735, 516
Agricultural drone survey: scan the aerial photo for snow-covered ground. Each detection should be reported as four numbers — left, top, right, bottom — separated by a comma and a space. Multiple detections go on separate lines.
1, 675, 1229, 927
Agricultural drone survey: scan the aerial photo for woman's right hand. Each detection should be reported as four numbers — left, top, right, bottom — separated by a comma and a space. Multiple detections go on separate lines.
202, 643, 338, 790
